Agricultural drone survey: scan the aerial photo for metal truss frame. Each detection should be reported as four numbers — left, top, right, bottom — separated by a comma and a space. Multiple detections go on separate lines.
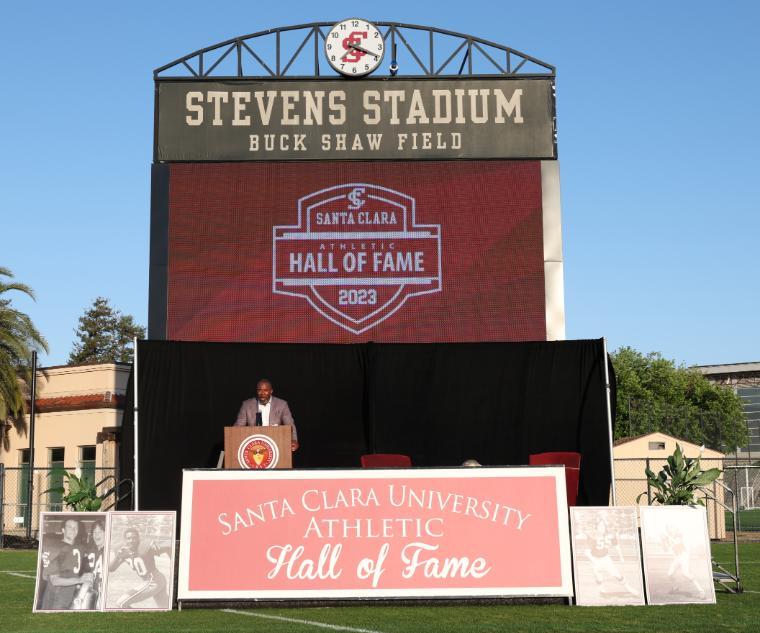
154, 22, 555, 80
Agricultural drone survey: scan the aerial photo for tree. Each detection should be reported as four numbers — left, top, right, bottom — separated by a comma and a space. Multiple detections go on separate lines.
611, 346, 747, 452
69, 297, 145, 364
0, 267, 48, 429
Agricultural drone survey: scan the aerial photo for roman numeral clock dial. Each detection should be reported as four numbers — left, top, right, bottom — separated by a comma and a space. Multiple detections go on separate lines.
325, 19, 385, 77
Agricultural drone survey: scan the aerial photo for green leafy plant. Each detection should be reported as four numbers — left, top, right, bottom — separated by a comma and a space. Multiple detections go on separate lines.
638, 443, 721, 506
45, 470, 104, 511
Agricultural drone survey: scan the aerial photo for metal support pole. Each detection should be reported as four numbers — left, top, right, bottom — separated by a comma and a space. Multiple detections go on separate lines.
0, 463, 5, 549
646, 457, 652, 505
25, 351, 38, 540
731, 483, 742, 592
133, 337, 140, 510
602, 338, 617, 505
747, 418, 753, 464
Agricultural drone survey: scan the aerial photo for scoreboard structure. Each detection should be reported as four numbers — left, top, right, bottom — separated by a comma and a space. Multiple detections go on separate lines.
149, 21, 564, 344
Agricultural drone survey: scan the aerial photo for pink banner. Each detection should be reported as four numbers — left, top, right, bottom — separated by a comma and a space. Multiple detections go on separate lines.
178, 468, 572, 599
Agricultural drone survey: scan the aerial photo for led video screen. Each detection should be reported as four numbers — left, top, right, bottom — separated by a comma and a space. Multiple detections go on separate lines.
165, 160, 546, 343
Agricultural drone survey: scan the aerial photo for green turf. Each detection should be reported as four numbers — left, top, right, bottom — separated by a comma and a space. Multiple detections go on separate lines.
1, 543, 758, 633
730, 509, 760, 532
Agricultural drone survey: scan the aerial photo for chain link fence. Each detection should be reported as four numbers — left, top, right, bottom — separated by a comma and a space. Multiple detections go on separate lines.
723, 464, 760, 533
3, 460, 757, 547
0, 466, 118, 547
614, 458, 760, 540
614, 458, 726, 539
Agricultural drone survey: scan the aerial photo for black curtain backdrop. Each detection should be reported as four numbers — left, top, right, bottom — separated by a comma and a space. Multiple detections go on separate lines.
120, 339, 615, 513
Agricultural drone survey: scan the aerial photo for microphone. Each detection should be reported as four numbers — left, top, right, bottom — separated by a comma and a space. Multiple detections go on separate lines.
255, 412, 263, 427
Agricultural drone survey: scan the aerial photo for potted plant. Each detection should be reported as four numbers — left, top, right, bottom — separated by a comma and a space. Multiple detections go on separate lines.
46, 470, 105, 512
638, 443, 721, 506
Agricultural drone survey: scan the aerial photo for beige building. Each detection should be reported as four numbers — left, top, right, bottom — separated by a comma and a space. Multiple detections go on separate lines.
613, 432, 726, 539
0, 363, 129, 536
694, 362, 760, 461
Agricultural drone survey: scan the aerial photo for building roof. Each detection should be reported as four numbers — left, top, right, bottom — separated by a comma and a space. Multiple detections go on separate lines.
693, 362, 760, 375
39, 361, 132, 371
613, 431, 724, 457
614, 433, 648, 446
34, 393, 126, 413
21, 363, 131, 412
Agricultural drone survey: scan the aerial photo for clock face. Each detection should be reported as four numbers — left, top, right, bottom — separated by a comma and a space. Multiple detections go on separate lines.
325, 18, 385, 77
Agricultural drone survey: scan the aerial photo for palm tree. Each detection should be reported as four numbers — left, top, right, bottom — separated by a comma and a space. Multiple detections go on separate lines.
0, 267, 48, 447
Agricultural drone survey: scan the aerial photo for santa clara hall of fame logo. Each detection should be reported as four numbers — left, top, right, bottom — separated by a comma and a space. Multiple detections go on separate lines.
273, 184, 442, 334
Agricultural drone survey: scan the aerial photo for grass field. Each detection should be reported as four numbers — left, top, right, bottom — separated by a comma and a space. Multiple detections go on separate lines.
732, 509, 760, 532
1, 543, 758, 633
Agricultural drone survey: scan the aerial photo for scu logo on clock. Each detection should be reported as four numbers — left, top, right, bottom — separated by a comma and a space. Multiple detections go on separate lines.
325, 19, 385, 77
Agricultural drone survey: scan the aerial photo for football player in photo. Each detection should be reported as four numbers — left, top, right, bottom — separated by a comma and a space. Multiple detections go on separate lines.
584, 517, 637, 596
662, 524, 707, 600
38, 518, 93, 610
72, 520, 106, 610
108, 527, 172, 608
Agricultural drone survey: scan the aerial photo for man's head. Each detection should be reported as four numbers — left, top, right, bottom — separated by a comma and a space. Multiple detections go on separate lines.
256, 379, 273, 405
63, 519, 79, 544
92, 521, 105, 548
124, 527, 140, 550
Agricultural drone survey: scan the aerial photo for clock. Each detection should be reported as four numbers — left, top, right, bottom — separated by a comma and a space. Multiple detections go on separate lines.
325, 18, 385, 77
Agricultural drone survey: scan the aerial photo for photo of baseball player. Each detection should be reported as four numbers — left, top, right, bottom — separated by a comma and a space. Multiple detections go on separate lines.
570, 507, 645, 606
33, 513, 109, 612
103, 512, 176, 611
640, 505, 715, 605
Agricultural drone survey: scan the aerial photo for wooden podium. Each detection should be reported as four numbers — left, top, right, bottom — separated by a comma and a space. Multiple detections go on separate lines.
224, 426, 292, 469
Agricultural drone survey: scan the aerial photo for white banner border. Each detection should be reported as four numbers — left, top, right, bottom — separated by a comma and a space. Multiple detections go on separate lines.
178, 466, 572, 600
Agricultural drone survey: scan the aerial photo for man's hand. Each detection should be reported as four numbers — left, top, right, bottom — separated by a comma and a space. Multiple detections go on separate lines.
291, 440, 299, 452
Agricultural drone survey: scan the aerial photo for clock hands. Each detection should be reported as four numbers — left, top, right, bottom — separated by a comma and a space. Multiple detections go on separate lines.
341, 42, 379, 61
349, 42, 377, 57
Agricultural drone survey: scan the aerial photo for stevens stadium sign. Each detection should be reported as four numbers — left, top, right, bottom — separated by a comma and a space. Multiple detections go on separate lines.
156, 78, 555, 161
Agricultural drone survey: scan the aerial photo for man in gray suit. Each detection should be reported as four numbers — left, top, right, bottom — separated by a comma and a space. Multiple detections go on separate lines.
234, 379, 299, 451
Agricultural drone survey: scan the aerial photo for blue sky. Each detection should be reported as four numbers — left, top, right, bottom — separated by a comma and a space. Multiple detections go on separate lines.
2, 1, 758, 367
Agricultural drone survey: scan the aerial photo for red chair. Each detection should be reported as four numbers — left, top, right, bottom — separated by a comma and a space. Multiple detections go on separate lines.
528, 451, 581, 469
360, 453, 412, 468
529, 452, 582, 506
564, 467, 580, 506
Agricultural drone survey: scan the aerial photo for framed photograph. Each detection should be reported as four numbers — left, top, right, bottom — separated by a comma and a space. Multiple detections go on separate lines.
33, 512, 110, 612
103, 511, 176, 611
640, 505, 716, 605
569, 507, 645, 606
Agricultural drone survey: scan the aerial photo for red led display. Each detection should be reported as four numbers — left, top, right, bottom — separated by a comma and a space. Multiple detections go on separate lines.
167, 161, 546, 342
